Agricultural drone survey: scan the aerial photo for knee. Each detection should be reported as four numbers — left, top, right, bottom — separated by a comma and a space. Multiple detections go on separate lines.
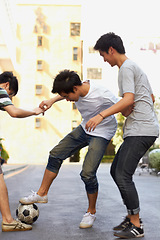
80, 170, 98, 193
46, 155, 63, 173
110, 164, 116, 181
80, 170, 94, 182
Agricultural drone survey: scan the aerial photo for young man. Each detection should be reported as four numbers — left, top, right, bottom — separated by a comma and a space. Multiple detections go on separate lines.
0, 71, 44, 232
85, 32, 159, 238
19, 69, 118, 228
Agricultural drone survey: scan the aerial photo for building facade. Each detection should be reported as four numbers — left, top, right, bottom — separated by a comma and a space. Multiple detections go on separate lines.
0, 0, 82, 164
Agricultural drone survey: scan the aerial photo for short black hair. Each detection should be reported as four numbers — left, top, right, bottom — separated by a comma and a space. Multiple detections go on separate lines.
94, 32, 125, 54
0, 71, 18, 96
52, 70, 82, 94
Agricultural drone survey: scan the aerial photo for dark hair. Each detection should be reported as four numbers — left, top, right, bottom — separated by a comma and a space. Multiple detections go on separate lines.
52, 70, 82, 94
0, 71, 18, 95
94, 32, 125, 54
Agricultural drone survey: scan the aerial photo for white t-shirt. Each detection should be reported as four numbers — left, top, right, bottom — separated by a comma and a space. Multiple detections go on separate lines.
75, 81, 118, 140
118, 59, 159, 138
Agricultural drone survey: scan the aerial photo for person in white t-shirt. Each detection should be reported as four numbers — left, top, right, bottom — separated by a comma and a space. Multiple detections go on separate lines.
19, 69, 118, 229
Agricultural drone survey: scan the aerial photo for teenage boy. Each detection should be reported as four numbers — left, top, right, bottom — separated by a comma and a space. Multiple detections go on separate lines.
0, 71, 44, 232
19, 69, 118, 228
85, 32, 159, 238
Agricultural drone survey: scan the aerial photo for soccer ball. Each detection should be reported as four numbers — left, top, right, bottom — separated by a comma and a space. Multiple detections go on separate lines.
16, 203, 39, 224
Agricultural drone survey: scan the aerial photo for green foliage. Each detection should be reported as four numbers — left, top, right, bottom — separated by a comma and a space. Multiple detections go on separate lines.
112, 113, 125, 153
101, 155, 115, 163
149, 149, 160, 171
0, 138, 9, 162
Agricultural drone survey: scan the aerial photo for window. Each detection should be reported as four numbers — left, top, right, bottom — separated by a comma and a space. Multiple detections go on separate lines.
73, 47, 78, 61
87, 68, 102, 79
70, 23, 80, 36
37, 36, 43, 47
35, 85, 43, 95
37, 60, 43, 71
35, 118, 41, 128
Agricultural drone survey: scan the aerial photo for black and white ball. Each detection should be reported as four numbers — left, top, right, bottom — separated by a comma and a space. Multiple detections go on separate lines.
16, 203, 39, 224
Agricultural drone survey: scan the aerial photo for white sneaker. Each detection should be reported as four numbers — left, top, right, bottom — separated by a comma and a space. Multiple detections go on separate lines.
79, 212, 96, 228
19, 190, 48, 204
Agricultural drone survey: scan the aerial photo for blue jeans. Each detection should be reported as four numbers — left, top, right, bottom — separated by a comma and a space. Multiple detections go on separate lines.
110, 136, 156, 215
47, 125, 110, 194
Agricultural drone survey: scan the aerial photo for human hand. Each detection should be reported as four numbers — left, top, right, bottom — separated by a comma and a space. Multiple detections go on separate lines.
121, 104, 134, 117
85, 114, 103, 132
39, 99, 54, 111
33, 107, 45, 115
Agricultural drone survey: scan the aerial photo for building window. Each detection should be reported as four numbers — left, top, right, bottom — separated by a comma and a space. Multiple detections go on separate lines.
70, 23, 80, 36
37, 36, 43, 46
73, 47, 78, 60
35, 85, 43, 95
35, 118, 41, 128
87, 68, 102, 79
37, 60, 43, 71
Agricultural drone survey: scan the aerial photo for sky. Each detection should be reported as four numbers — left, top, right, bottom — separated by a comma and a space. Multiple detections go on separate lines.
82, 0, 160, 98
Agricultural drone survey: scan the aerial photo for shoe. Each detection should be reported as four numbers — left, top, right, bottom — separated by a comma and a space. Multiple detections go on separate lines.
19, 190, 48, 204
2, 219, 32, 232
113, 216, 143, 231
79, 212, 96, 229
114, 222, 144, 239
113, 216, 130, 231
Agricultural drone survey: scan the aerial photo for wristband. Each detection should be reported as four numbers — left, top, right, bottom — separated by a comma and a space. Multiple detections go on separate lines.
99, 113, 105, 119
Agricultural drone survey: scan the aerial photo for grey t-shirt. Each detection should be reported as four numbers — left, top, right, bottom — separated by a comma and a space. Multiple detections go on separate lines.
118, 59, 159, 138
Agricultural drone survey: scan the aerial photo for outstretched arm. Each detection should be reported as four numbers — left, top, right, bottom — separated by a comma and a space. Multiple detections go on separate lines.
85, 92, 134, 132
39, 94, 64, 111
3, 105, 44, 118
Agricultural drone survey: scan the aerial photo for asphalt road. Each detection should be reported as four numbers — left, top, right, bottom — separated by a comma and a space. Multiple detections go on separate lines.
0, 163, 160, 240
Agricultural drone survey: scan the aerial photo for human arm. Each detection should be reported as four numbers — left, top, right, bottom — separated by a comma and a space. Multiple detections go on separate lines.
3, 105, 44, 118
39, 94, 64, 111
121, 103, 134, 117
151, 94, 155, 103
85, 92, 134, 132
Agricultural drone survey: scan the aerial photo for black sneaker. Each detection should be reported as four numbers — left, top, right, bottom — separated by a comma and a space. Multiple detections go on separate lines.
114, 222, 144, 239
113, 217, 143, 231
113, 217, 130, 231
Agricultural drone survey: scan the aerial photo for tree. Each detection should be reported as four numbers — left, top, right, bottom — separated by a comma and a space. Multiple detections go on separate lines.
112, 113, 125, 153
0, 138, 9, 164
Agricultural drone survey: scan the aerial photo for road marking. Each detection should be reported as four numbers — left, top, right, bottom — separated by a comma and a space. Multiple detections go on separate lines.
4, 166, 29, 179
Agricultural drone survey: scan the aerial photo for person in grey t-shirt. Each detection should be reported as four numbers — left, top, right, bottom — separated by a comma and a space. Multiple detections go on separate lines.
85, 32, 159, 239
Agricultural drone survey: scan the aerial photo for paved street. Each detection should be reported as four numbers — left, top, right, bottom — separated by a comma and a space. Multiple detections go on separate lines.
0, 163, 160, 240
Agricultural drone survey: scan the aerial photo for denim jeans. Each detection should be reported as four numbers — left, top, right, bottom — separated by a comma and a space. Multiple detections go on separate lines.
110, 136, 157, 215
47, 125, 110, 194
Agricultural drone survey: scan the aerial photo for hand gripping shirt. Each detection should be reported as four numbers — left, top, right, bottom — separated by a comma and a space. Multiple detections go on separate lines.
75, 81, 118, 140
118, 59, 159, 138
